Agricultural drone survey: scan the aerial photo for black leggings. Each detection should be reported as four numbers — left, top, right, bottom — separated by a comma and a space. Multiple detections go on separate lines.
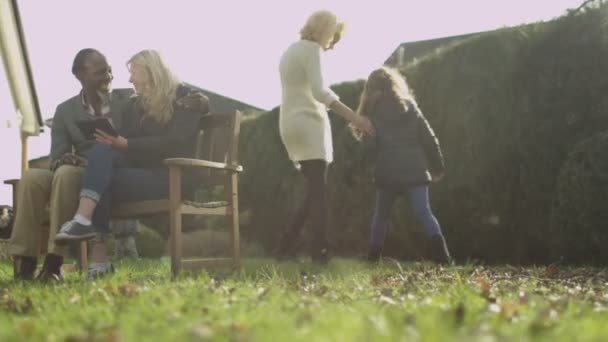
282, 159, 328, 250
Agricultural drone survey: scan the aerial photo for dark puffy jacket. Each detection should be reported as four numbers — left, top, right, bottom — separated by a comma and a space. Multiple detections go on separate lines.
365, 98, 444, 189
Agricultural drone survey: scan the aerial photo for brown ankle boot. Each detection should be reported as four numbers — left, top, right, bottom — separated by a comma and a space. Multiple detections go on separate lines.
13, 256, 37, 281
36, 254, 63, 282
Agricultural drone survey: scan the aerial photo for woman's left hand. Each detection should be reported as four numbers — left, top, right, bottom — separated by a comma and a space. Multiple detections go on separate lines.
431, 172, 444, 182
177, 90, 210, 114
95, 129, 128, 151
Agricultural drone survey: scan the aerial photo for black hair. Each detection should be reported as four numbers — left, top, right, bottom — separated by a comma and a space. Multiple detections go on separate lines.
71, 48, 102, 75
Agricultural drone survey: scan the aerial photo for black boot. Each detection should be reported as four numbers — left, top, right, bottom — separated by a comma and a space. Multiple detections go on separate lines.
311, 247, 329, 265
311, 234, 331, 265
273, 231, 301, 260
36, 254, 63, 282
13, 256, 37, 281
428, 234, 452, 265
367, 245, 382, 263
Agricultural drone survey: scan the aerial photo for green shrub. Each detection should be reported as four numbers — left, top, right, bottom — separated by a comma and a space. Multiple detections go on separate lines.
136, 223, 165, 258
550, 131, 608, 263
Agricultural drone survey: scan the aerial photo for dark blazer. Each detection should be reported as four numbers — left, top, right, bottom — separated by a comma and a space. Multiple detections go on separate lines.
120, 85, 203, 168
366, 98, 444, 189
49, 88, 133, 168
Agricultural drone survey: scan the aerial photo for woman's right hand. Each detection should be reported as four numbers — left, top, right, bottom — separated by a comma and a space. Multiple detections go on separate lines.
95, 129, 128, 151
352, 115, 375, 137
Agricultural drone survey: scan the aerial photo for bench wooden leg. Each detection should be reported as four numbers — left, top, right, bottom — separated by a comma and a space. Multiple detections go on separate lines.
78, 241, 87, 273
169, 166, 182, 278
231, 174, 240, 270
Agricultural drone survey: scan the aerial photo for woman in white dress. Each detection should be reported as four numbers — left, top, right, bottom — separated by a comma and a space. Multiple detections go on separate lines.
276, 10, 374, 263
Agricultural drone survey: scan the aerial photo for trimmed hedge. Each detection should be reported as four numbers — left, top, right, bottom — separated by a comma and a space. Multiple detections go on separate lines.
551, 132, 608, 264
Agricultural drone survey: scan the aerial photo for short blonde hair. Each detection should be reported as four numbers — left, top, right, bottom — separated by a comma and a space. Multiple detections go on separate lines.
127, 49, 181, 124
300, 10, 344, 49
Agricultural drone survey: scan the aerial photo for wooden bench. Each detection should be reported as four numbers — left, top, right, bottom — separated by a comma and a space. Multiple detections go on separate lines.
4, 110, 243, 277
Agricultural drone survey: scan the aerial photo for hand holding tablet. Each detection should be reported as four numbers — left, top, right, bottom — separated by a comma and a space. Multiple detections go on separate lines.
76, 118, 118, 140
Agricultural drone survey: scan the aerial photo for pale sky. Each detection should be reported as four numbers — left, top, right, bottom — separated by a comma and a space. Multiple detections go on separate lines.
0, 0, 585, 205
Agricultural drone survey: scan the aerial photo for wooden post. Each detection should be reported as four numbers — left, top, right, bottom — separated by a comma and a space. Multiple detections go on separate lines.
20, 132, 28, 174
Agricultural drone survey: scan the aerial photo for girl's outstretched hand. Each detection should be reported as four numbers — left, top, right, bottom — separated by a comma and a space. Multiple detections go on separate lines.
352, 115, 375, 137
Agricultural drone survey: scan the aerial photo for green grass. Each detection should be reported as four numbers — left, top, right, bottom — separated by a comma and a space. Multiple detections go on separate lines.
1, 258, 608, 341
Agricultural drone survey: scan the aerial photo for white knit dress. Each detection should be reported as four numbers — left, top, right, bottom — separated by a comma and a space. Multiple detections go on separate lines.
278, 40, 339, 167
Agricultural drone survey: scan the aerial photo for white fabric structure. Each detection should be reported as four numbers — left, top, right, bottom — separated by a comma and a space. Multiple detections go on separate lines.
0, 0, 42, 136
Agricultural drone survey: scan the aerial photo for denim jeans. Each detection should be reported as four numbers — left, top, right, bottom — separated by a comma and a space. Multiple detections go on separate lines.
80, 144, 169, 234
370, 185, 442, 249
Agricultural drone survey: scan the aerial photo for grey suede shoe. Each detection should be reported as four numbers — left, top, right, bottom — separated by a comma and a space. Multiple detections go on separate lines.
55, 220, 97, 244
85, 262, 115, 281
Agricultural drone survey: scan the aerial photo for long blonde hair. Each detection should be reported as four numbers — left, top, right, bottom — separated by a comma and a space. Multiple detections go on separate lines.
127, 50, 180, 124
352, 67, 416, 140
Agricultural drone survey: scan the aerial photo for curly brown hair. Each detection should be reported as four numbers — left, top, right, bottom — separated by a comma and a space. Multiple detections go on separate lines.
351, 67, 416, 140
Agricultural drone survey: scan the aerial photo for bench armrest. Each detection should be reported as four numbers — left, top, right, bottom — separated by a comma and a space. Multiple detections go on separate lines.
3, 179, 19, 186
163, 158, 243, 172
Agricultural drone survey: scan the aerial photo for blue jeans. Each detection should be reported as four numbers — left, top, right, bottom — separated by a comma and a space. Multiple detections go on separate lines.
80, 144, 169, 234
370, 185, 443, 249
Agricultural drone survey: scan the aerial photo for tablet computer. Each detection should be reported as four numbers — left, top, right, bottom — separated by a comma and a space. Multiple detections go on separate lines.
75, 118, 118, 140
